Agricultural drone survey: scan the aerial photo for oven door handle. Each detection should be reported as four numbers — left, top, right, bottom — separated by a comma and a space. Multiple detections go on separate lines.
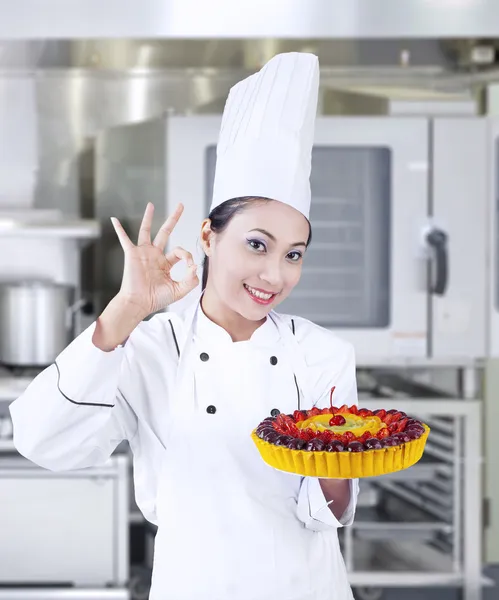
426, 227, 449, 296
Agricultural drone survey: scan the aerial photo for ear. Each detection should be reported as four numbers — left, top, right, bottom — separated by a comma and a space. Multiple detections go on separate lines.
200, 219, 214, 257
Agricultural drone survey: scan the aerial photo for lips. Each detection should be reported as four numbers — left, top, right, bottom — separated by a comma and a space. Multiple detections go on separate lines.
244, 284, 277, 305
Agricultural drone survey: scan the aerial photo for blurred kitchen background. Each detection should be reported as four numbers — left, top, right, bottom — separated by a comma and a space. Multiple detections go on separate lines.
1, 1, 499, 599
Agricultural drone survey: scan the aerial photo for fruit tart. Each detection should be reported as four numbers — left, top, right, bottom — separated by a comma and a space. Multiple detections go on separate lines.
251, 388, 430, 478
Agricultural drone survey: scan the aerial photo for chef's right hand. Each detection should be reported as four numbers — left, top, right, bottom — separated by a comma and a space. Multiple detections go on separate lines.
111, 202, 199, 316
92, 203, 198, 352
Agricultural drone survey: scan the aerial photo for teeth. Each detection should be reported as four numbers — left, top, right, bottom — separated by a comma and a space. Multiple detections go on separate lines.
244, 284, 273, 300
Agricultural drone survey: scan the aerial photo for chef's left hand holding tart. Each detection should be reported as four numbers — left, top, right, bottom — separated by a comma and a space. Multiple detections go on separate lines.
253, 387, 430, 479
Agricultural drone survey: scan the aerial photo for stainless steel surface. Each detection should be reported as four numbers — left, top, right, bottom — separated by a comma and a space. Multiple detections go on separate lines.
349, 571, 493, 589
7, 37, 499, 80
354, 522, 450, 542
378, 461, 451, 482
29, 68, 470, 218
93, 118, 167, 310
424, 430, 454, 451
33, 70, 242, 218
375, 480, 449, 522
2, 0, 499, 38
0, 47, 484, 313
430, 119, 489, 360
165, 114, 488, 362
0, 591, 129, 600
0, 375, 35, 400
485, 117, 499, 562
463, 399, 483, 600
0, 39, 457, 70
355, 398, 483, 600
0, 456, 120, 477
0, 74, 37, 207
451, 416, 462, 573
0, 454, 130, 587
484, 359, 499, 563
116, 453, 130, 587
0, 281, 75, 367
26, 68, 247, 308
0, 218, 100, 239
166, 113, 431, 354
322, 86, 476, 117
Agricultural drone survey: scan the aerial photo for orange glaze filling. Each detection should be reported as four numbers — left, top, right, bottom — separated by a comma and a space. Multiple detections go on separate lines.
296, 413, 387, 437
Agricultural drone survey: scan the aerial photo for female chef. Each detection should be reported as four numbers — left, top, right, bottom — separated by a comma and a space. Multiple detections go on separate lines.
9, 53, 359, 600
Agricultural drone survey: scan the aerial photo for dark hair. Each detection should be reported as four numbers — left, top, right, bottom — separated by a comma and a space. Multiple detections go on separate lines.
201, 197, 313, 290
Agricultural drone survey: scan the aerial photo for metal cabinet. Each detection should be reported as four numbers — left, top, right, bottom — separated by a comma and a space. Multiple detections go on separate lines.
0, 454, 129, 587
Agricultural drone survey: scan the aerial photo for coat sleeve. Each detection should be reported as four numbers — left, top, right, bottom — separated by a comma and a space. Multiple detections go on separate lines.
296, 339, 360, 531
9, 323, 138, 472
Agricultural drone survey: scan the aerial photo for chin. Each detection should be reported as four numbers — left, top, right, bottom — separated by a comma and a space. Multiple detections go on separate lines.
238, 292, 281, 320
233, 302, 265, 321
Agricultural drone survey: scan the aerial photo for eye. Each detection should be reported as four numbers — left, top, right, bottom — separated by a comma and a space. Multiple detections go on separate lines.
247, 239, 266, 252
287, 251, 303, 262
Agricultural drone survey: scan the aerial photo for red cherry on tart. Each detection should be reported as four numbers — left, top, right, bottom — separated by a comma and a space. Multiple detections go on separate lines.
329, 414, 346, 426
252, 400, 430, 478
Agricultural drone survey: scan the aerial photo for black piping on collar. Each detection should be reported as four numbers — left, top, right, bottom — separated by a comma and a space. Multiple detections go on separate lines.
290, 319, 300, 410
169, 320, 180, 358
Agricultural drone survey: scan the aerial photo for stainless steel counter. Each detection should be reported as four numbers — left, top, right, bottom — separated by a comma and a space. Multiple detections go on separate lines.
0, 590, 129, 600
0, 375, 32, 401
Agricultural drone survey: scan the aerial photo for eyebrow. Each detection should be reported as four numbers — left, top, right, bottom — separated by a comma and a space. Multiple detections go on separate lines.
249, 228, 307, 248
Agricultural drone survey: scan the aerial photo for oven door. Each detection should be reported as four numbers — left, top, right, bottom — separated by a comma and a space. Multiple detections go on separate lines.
431, 117, 487, 361
166, 116, 429, 362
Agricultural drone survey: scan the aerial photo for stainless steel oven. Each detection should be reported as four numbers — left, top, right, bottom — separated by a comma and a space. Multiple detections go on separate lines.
165, 115, 488, 364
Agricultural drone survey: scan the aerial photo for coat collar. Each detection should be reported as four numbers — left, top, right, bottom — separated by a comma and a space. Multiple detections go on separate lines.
175, 291, 285, 353
172, 291, 313, 408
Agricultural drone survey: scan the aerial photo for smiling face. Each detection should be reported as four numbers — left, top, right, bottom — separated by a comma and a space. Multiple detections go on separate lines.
200, 199, 310, 330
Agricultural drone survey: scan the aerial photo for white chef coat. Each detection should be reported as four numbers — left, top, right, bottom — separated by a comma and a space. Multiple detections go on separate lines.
10, 293, 359, 600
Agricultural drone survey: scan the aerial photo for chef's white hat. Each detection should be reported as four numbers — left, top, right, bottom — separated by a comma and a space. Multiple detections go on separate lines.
210, 52, 320, 220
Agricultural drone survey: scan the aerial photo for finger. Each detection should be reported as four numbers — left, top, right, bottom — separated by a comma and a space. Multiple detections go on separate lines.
137, 202, 154, 246
153, 203, 184, 249
111, 217, 134, 252
164, 246, 195, 270
172, 263, 199, 301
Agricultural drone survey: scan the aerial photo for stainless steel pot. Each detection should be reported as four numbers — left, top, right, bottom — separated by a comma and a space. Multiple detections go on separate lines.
0, 281, 81, 367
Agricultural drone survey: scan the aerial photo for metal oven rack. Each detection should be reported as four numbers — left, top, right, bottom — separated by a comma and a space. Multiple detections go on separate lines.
338, 369, 488, 600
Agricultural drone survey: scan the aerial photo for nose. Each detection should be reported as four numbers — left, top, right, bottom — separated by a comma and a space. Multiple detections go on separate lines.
259, 256, 283, 289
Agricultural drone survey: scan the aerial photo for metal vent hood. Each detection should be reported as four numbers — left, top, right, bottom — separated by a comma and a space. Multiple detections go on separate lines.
1, 0, 499, 40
